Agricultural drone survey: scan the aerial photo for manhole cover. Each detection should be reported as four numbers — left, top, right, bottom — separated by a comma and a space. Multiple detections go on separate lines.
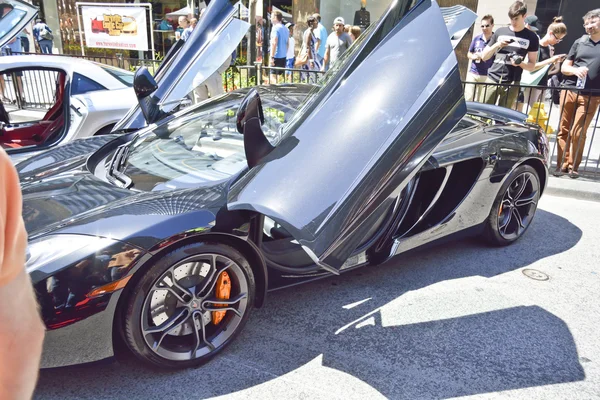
522, 269, 549, 281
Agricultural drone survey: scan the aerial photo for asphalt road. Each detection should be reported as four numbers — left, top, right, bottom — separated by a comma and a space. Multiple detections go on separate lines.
34, 194, 600, 400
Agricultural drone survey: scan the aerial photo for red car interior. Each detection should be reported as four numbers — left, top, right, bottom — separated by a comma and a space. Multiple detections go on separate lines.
0, 72, 67, 150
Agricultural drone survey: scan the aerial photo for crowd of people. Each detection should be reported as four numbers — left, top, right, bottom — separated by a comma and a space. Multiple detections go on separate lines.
0, 2, 53, 56
465, 1, 600, 178
265, 11, 362, 82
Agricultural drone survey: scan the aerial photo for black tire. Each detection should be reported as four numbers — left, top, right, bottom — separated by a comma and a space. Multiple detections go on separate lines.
123, 242, 255, 369
484, 165, 540, 246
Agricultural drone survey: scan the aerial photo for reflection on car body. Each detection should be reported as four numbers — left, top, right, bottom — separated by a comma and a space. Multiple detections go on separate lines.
16, 0, 549, 370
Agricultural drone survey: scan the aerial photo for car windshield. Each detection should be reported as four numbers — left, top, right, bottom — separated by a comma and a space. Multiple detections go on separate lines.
97, 64, 134, 87
121, 92, 301, 192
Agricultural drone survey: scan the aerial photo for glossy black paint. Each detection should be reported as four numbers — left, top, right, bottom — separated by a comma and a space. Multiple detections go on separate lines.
133, 67, 160, 124
237, 89, 273, 169
133, 67, 158, 99
228, 0, 466, 272
21, 82, 547, 368
17, 134, 120, 181
18, 0, 546, 369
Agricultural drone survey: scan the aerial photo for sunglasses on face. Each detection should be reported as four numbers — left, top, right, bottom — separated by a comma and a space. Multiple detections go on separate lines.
551, 32, 563, 42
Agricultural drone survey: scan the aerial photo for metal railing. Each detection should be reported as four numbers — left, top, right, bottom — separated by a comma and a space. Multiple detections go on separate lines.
6, 51, 161, 73
223, 62, 325, 91
3, 51, 599, 181
464, 80, 600, 180
1, 69, 60, 111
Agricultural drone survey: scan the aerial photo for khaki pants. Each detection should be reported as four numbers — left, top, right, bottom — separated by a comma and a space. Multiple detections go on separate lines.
483, 77, 521, 110
557, 90, 600, 172
464, 73, 488, 102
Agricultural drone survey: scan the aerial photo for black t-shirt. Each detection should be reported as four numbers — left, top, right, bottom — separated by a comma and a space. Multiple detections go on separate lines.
537, 44, 552, 85
354, 8, 370, 29
562, 35, 600, 95
487, 26, 540, 83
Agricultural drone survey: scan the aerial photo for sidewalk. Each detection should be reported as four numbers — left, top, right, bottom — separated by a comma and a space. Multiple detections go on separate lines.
547, 175, 600, 202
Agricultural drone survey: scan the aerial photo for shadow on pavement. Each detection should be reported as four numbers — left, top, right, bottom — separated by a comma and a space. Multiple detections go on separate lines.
35, 209, 585, 399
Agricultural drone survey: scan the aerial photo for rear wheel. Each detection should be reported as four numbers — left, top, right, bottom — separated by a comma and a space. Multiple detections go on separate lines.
484, 165, 540, 246
123, 242, 255, 369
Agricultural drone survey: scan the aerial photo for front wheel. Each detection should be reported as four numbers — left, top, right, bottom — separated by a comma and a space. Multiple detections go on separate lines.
484, 165, 540, 246
123, 242, 255, 369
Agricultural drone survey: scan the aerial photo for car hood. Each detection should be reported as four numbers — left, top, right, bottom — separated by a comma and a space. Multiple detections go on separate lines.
16, 134, 121, 179
21, 168, 228, 248
113, 0, 249, 131
0, 0, 38, 48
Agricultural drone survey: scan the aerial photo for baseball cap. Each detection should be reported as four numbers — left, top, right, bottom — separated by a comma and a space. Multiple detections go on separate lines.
334, 17, 345, 25
524, 15, 541, 32
285, 22, 294, 29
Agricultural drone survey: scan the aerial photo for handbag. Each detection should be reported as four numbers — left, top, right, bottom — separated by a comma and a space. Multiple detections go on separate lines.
294, 46, 309, 67
40, 26, 53, 41
521, 65, 550, 86
295, 31, 317, 67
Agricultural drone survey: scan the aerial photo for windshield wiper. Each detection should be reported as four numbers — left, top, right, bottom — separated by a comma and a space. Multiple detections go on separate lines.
106, 134, 139, 188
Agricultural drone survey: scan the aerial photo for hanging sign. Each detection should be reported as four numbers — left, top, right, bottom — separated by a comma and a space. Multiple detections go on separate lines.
81, 5, 149, 50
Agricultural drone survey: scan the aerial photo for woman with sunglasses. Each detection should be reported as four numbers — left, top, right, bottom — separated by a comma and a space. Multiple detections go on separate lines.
519, 16, 568, 112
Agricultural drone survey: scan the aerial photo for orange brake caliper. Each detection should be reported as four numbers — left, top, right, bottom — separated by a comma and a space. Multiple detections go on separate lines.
212, 271, 231, 325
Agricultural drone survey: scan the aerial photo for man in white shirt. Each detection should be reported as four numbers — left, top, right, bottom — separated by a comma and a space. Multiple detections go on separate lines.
285, 22, 296, 79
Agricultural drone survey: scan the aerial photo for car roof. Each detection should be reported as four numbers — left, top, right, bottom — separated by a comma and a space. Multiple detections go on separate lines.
0, 55, 133, 90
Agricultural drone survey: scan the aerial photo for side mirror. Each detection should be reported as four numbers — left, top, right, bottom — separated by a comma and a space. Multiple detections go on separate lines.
236, 88, 264, 134
236, 89, 272, 169
133, 67, 158, 99
133, 67, 162, 124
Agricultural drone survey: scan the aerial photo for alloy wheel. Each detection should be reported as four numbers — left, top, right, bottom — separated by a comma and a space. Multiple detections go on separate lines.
497, 171, 539, 241
140, 253, 249, 361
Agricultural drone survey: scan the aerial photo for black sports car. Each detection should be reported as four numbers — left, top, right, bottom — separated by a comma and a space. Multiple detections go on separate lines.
18, 0, 549, 369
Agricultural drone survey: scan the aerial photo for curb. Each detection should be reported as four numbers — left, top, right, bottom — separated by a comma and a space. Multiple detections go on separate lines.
546, 176, 600, 202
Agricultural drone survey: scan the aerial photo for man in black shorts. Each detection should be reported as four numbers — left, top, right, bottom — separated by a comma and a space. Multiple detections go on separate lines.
269, 10, 289, 83
480, 1, 539, 109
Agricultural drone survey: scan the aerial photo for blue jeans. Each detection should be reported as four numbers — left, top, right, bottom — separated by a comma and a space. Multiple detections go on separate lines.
38, 39, 52, 54
21, 36, 29, 52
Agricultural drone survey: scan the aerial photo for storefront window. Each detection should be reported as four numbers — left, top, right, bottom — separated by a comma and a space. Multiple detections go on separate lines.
321, 0, 388, 33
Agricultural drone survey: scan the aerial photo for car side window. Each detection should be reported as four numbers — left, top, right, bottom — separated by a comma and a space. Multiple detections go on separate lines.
448, 117, 479, 136
72, 73, 106, 95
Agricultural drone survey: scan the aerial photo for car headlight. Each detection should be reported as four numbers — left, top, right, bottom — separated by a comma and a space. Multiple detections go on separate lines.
26, 234, 114, 273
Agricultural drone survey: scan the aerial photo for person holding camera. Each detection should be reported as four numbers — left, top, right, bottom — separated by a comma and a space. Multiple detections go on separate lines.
519, 17, 568, 112
480, 1, 539, 109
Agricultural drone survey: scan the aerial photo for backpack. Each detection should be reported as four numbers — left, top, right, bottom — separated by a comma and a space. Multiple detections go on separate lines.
40, 25, 53, 41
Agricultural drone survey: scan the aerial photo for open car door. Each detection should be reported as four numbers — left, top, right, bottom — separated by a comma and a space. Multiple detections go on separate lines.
0, 0, 38, 48
228, 0, 477, 274
113, 0, 249, 131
